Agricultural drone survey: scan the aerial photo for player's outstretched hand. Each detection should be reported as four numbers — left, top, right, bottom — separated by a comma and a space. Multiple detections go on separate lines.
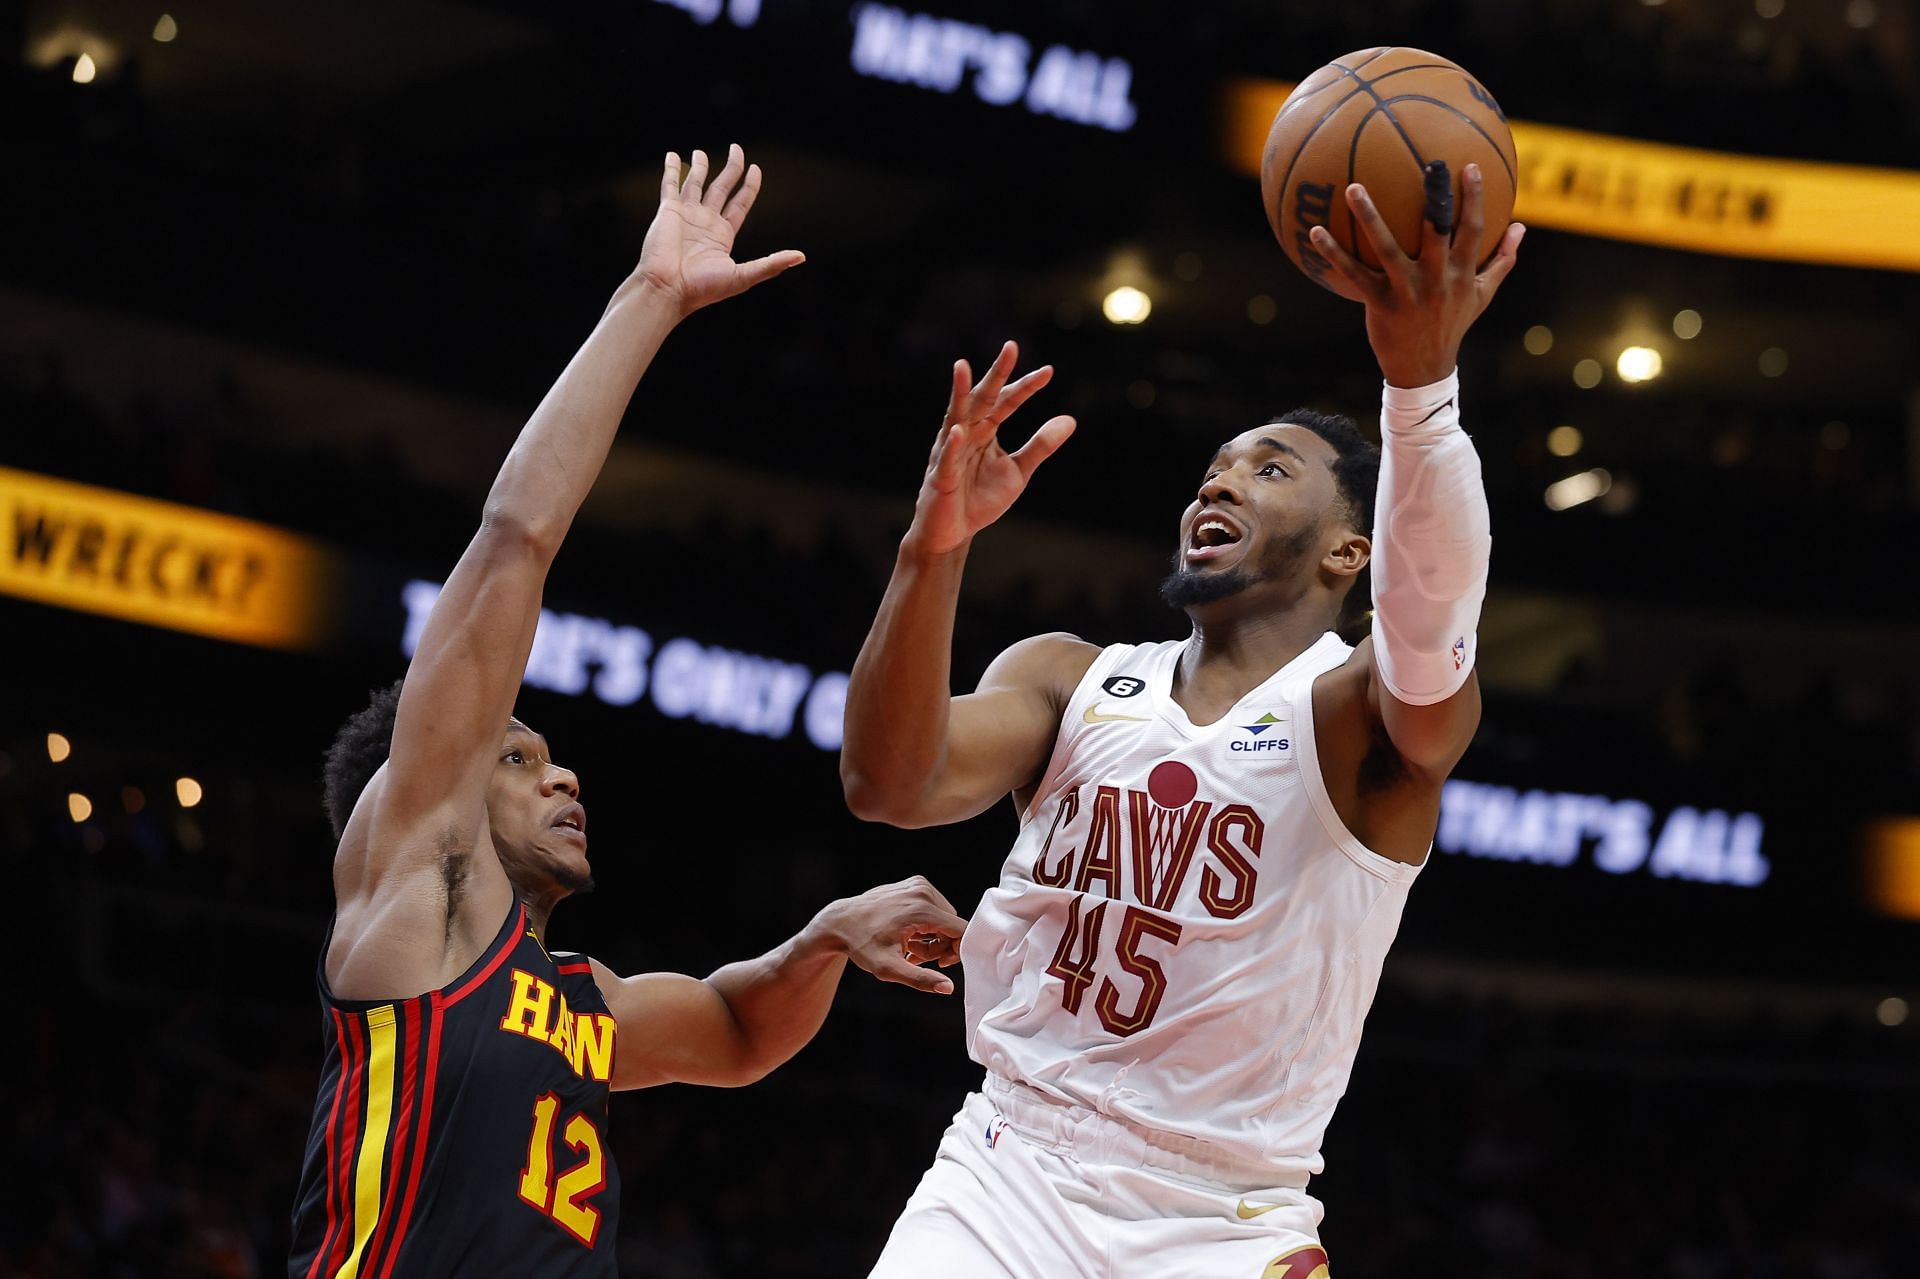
908, 341, 1076, 558
1307, 161, 1525, 388
637, 144, 805, 318
816, 875, 968, 995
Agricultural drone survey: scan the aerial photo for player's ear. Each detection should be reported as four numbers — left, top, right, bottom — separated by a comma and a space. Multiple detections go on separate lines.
1326, 530, 1370, 579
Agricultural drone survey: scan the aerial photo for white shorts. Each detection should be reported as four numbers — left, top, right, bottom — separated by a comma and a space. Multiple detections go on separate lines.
869, 1083, 1330, 1279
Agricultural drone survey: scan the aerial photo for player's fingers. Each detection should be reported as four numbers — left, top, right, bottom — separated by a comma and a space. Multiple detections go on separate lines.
929, 424, 967, 487
705, 143, 745, 210
1307, 226, 1385, 303
1345, 185, 1413, 289
733, 249, 806, 292
940, 360, 971, 432
682, 148, 710, 202
869, 953, 955, 995
1451, 163, 1485, 272
722, 163, 763, 230
969, 341, 1019, 415
988, 365, 1054, 424
661, 152, 681, 202
1476, 222, 1526, 296
903, 907, 968, 939
1010, 415, 1077, 482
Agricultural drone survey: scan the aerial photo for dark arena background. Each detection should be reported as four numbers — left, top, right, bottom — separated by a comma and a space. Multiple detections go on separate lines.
5, 1, 1920, 1275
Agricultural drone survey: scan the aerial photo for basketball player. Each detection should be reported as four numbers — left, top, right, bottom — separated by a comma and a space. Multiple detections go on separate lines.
843, 166, 1523, 1276
287, 146, 967, 1278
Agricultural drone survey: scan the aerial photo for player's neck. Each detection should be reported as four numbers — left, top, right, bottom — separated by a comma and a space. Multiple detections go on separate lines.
1179, 606, 1331, 688
519, 890, 562, 941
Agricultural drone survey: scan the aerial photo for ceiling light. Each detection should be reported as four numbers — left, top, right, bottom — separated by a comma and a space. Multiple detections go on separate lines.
1102, 286, 1151, 325
1523, 325, 1553, 355
1616, 346, 1663, 383
1572, 359, 1602, 389
1672, 309, 1702, 339
1545, 468, 1612, 511
1547, 425, 1583, 457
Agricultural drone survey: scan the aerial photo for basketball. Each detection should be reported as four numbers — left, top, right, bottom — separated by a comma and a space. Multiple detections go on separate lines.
1259, 48, 1517, 294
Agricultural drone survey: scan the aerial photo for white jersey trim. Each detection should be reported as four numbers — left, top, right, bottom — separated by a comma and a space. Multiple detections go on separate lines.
1292, 664, 1425, 885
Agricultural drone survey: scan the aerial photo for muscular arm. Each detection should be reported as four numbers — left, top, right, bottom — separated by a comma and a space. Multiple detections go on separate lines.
840, 344, 1082, 829
841, 542, 1094, 826
589, 877, 965, 1090
1304, 163, 1523, 860
329, 148, 802, 997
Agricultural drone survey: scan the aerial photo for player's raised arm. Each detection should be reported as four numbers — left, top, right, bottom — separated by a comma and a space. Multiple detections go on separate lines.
587, 876, 966, 1090
1309, 161, 1522, 775
331, 147, 803, 990
840, 344, 1089, 829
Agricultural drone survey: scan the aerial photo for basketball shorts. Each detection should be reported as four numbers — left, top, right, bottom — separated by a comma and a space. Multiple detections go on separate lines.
868, 1080, 1331, 1279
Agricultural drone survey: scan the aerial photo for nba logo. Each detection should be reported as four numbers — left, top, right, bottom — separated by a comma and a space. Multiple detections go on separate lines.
984, 1117, 1006, 1150
1452, 636, 1466, 670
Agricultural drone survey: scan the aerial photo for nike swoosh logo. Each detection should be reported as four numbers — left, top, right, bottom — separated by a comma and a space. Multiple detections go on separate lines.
1083, 704, 1149, 724
1235, 1200, 1284, 1219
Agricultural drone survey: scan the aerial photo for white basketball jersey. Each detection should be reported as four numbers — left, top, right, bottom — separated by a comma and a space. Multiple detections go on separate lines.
961, 632, 1424, 1182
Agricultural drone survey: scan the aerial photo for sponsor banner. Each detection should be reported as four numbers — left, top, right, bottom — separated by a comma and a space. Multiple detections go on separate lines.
1, 466, 339, 650
1223, 78, 1920, 273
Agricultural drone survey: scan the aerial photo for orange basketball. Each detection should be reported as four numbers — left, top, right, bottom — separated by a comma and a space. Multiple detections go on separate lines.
1259, 48, 1517, 296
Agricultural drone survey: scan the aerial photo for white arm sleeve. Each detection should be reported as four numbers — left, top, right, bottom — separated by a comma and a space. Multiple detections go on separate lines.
1368, 370, 1492, 706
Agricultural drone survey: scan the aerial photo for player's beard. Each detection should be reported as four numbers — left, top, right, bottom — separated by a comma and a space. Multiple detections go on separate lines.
1159, 522, 1318, 610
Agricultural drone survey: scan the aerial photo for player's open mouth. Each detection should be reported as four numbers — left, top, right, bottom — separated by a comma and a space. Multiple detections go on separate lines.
1186, 514, 1245, 563
551, 803, 587, 841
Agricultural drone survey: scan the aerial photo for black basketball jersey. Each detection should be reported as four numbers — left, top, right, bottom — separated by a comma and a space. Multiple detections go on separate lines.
288, 902, 621, 1278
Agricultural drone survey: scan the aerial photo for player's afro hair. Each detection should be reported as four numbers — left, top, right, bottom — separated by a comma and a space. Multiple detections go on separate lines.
322, 678, 404, 841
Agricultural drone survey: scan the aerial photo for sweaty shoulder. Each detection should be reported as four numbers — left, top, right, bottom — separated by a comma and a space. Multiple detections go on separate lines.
977, 632, 1102, 712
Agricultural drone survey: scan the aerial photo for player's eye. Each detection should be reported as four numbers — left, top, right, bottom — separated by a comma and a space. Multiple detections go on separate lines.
1259, 462, 1287, 478
504, 750, 524, 765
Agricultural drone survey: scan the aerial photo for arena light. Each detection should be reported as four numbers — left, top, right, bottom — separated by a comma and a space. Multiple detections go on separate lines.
1759, 346, 1789, 378
1547, 425, 1583, 457
1102, 286, 1151, 325
46, 732, 71, 763
122, 786, 145, 814
1246, 294, 1277, 325
176, 776, 204, 808
68, 792, 92, 823
1865, 817, 1920, 919
1545, 468, 1612, 511
72, 53, 96, 84
152, 14, 178, 42
1616, 346, 1663, 383
1672, 309, 1702, 339
1522, 324, 1553, 355
1571, 358, 1602, 389
1879, 997, 1909, 1027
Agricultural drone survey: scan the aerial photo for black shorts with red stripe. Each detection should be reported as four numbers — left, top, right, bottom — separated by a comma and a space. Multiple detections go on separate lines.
288, 902, 620, 1278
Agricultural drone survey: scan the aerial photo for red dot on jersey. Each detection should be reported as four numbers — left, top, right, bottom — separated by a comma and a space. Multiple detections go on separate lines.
1147, 760, 1198, 809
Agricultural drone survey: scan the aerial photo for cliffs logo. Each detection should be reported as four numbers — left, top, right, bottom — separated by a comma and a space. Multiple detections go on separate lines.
1230, 712, 1288, 754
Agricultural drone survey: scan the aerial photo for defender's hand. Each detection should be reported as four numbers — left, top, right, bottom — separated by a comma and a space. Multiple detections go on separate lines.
909, 341, 1076, 558
1308, 162, 1525, 388
636, 144, 805, 318
815, 876, 968, 995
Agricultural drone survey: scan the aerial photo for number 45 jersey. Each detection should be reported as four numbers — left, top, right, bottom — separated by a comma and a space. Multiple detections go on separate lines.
288, 903, 620, 1279
962, 633, 1424, 1184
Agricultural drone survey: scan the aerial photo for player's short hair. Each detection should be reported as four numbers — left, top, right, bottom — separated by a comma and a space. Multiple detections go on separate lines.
322, 679, 403, 841
1270, 408, 1379, 630
1269, 408, 1380, 533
